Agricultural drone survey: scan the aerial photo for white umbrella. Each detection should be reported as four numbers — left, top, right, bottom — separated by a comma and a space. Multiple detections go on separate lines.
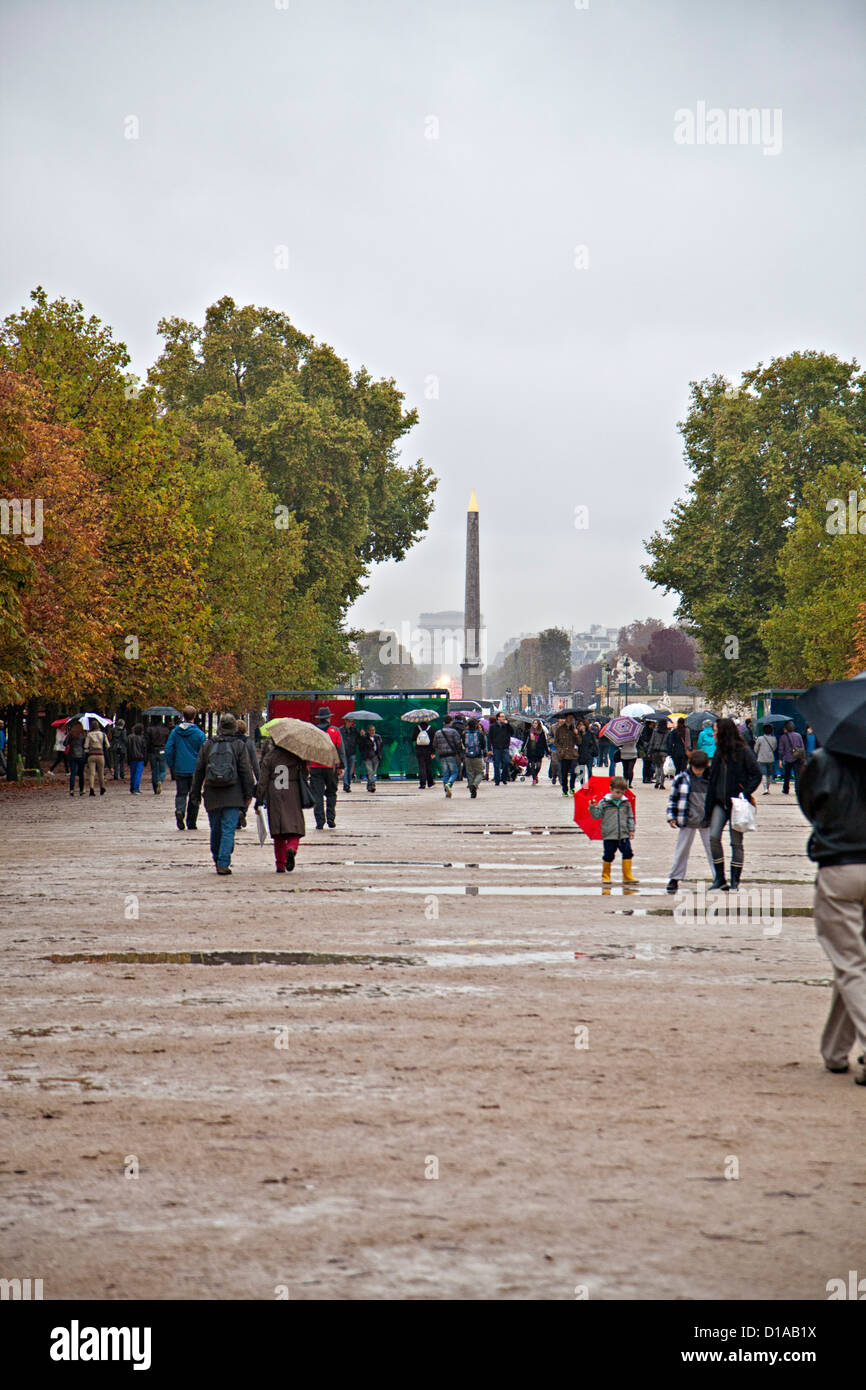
68, 712, 113, 729
620, 702, 655, 719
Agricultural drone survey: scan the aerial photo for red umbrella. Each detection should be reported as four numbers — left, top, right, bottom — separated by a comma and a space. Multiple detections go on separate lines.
51, 717, 70, 727
573, 773, 637, 840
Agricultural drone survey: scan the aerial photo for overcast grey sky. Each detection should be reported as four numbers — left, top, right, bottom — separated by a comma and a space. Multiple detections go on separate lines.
2, 0, 865, 661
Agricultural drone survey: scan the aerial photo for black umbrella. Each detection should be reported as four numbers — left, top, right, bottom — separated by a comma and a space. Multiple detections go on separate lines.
798, 676, 866, 758
685, 710, 717, 732
143, 705, 181, 718
754, 713, 790, 729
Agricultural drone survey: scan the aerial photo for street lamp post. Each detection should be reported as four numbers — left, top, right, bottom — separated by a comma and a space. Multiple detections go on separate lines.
505, 687, 512, 712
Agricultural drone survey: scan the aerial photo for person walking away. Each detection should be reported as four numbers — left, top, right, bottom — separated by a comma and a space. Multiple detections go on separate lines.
667, 718, 689, 774
190, 713, 255, 874
433, 716, 463, 798
577, 721, 598, 787
413, 720, 435, 789
341, 720, 359, 791
797, 744, 866, 1082
665, 748, 714, 893
84, 721, 110, 796
804, 724, 817, 756
523, 719, 548, 785
697, 719, 716, 760
754, 724, 778, 795
639, 721, 655, 783
778, 720, 805, 795
127, 724, 147, 794
463, 718, 487, 797
358, 724, 383, 792
110, 719, 128, 780
554, 714, 579, 796
165, 706, 206, 829
489, 713, 514, 788
254, 743, 307, 872
308, 708, 343, 829
703, 717, 761, 890
589, 776, 638, 884
66, 721, 86, 796
650, 719, 670, 789
618, 735, 638, 788
453, 715, 468, 781
49, 725, 68, 776
146, 718, 169, 795
234, 720, 260, 828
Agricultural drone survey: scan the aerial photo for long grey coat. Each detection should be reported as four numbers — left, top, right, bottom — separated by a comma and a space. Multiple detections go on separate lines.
255, 746, 306, 837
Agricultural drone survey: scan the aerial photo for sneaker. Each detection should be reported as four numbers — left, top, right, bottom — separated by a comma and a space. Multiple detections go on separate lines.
666, 878, 678, 894
344, 785, 352, 792
216, 865, 232, 875
444, 784, 452, 798
469, 786, 477, 798
327, 820, 336, 828
176, 814, 185, 830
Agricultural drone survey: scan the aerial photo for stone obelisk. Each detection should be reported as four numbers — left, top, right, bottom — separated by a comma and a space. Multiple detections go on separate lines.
461, 489, 483, 700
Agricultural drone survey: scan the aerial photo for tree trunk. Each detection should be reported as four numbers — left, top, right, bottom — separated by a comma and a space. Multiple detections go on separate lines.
5, 704, 24, 780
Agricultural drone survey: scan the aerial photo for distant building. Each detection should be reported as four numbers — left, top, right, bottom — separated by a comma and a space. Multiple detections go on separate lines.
570, 623, 620, 668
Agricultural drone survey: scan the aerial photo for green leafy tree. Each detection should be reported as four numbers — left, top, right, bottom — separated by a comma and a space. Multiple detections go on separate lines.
761, 462, 866, 685
151, 297, 436, 679
643, 352, 866, 701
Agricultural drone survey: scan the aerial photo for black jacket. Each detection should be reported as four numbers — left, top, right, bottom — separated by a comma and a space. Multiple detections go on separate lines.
797, 749, 866, 865
578, 729, 597, 764
146, 723, 169, 755
489, 721, 513, 751
703, 745, 761, 821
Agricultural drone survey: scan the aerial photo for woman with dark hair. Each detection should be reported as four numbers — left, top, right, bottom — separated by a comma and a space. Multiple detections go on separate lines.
702, 717, 762, 890
523, 719, 548, 785
666, 718, 690, 774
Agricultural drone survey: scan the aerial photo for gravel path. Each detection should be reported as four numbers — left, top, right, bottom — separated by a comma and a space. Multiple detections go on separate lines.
1, 771, 861, 1300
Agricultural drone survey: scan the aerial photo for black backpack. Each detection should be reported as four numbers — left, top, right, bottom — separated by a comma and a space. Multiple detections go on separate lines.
205, 737, 239, 787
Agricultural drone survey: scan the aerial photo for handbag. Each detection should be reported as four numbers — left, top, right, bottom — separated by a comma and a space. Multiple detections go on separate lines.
299, 771, 315, 809
730, 793, 757, 832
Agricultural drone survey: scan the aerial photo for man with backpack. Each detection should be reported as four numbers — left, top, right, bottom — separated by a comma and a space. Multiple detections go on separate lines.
413, 719, 435, 789
190, 713, 256, 875
463, 717, 487, 798
146, 717, 170, 795
432, 716, 464, 798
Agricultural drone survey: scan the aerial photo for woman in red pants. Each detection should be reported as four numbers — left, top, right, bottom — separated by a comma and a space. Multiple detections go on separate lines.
254, 744, 307, 873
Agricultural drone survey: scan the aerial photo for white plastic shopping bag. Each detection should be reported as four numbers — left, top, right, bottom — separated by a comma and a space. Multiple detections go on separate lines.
730, 794, 757, 832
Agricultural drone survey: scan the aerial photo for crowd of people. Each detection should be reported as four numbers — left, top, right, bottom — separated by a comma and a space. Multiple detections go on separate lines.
8, 690, 866, 1084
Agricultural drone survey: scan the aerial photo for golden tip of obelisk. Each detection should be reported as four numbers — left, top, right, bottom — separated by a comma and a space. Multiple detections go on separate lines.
468, 489, 478, 512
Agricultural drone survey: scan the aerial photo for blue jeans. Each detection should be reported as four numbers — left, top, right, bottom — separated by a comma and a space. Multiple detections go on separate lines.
209, 806, 241, 868
129, 760, 144, 793
440, 755, 459, 789
492, 749, 510, 784
150, 752, 167, 789
343, 751, 361, 790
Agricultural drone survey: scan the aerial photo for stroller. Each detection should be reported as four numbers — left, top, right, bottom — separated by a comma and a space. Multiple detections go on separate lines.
509, 737, 529, 782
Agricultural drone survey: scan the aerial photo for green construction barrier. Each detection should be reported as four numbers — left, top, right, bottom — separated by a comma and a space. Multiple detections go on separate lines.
360, 690, 450, 779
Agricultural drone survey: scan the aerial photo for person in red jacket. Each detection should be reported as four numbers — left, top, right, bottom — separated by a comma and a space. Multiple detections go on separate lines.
308, 707, 344, 829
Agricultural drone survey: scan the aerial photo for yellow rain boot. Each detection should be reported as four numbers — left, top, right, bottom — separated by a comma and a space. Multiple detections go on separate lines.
602, 860, 612, 884
622, 859, 640, 884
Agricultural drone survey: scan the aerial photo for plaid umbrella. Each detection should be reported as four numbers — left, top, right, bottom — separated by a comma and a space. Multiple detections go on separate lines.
599, 716, 643, 746
260, 717, 340, 765
573, 775, 637, 840
401, 709, 440, 722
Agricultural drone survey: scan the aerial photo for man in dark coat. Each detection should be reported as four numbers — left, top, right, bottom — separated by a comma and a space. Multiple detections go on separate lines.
146, 718, 169, 795
190, 713, 255, 874
308, 708, 343, 829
